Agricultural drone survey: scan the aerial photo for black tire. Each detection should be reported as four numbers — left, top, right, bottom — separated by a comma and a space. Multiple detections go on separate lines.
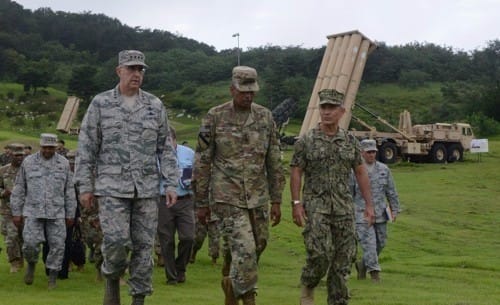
378, 142, 397, 164
447, 144, 464, 162
430, 143, 447, 163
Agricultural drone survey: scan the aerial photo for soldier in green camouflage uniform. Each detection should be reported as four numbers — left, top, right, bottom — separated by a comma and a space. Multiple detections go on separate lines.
74, 50, 178, 305
190, 208, 220, 264
290, 89, 375, 305
194, 66, 285, 305
0, 143, 26, 273
11, 133, 77, 289
0, 144, 13, 166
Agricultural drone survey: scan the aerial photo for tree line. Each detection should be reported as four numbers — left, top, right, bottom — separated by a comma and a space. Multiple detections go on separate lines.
0, 0, 499, 134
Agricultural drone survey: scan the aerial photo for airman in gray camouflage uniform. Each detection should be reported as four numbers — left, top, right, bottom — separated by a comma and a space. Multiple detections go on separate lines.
74, 50, 178, 305
351, 139, 400, 282
11, 133, 77, 289
290, 89, 375, 305
0, 143, 26, 273
194, 66, 285, 305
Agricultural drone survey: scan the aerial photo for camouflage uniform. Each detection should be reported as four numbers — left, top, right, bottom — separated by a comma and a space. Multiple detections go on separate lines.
10, 151, 77, 272
194, 99, 285, 297
0, 163, 24, 269
0, 152, 11, 166
290, 125, 362, 305
80, 196, 103, 269
192, 210, 221, 261
351, 161, 400, 273
74, 85, 178, 297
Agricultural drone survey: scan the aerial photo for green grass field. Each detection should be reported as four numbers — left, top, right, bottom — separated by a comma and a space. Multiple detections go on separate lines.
0, 130, 499, 305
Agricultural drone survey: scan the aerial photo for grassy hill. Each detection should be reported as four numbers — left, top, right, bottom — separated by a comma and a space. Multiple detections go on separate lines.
0, 136, 499, 304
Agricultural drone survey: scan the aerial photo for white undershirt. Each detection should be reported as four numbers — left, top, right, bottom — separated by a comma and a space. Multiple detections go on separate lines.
123, 94, 137, 111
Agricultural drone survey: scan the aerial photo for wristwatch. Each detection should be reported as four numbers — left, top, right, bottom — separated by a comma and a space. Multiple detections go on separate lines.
291, 200, 301, 206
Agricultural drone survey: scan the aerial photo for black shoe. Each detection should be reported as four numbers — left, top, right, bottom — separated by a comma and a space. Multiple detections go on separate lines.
177, 272, 186, 283
166, 279, 178, 285
24, 262, 36, 285
131, 294, 145, 305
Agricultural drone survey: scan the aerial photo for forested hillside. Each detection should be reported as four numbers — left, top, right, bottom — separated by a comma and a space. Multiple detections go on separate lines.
1, 0, 499, 136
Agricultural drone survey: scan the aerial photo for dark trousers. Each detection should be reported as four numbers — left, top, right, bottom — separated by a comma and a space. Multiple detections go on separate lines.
157, 195, 195, 281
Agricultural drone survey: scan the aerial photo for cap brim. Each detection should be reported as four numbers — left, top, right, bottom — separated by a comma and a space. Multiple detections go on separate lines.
319, 100, 342, 106
235, 83, 259, 92
122, 61, 149, 68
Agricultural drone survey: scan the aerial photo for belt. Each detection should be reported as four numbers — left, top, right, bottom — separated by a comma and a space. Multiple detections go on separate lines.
177, 194, 191, 200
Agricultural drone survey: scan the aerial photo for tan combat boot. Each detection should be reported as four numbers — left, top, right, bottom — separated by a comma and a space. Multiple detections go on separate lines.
300, 285, 314, 305
241, 291, 256, 305
221, 276, 238, 305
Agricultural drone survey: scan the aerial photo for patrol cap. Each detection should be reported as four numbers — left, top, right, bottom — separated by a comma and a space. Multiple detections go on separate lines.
118, 50, 149, 67
40, 133, 58, 147
232, 66, 260, 92
318, 89, 344, 106
66, 150, 76, 164
9, 143, 26, 155
361, 139, 378, 152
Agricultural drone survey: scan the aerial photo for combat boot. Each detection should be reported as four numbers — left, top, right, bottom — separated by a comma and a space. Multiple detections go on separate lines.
241, 291, 256, 305
24, 262, 36, 285
300, 285, 314, 305
131, 294, 145, 305
95, 267, 103, 282
189, 249, 197, 264
221, 276, 238, 305
48, 269, 58, 289
103, 278, 121, 305
355, 261, 366, 280
370, 270, 380, 283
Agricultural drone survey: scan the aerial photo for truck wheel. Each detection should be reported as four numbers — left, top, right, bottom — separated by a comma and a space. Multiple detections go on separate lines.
447, 144, 464, 162
378, 142, 397, 164
430, 143, 447, 163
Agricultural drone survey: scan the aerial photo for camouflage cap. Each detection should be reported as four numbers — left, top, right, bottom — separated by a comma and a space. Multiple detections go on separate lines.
318, 89, 344, 106
118, 50, 149, 67
66, 149, 76, 164
9, 143, 26, 155
232, 66, 260, 92
40, 133, 58, 147
361, 139, 378, 151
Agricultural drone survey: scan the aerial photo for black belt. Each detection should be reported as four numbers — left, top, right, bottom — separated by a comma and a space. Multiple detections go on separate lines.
177, 194, 191, 200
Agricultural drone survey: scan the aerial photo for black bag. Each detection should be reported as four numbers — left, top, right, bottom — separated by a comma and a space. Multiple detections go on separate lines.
70, 224, 86, 266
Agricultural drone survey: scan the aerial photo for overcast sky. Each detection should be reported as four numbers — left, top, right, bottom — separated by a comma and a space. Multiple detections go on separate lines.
14, 0, 500, 52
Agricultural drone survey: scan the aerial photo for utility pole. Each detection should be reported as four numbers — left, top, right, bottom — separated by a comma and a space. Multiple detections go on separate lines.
232, 33, 240, 66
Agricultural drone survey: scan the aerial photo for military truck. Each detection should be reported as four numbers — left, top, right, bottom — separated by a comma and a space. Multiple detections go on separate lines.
299, 30, 474, 164
348, 104, 474, 163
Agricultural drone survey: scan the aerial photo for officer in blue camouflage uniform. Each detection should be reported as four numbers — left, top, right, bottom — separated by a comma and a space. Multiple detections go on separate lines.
74, 50, 178, 305
290, 89, 375, 305
11, 133, 77, 289
351, 139, 400, 282
194, 66, 285, 305
0, 143, 26, 273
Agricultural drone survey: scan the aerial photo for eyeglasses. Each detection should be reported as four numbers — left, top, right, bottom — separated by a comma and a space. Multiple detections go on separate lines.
366, 151, 377, 154
125, 65, 146, 73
